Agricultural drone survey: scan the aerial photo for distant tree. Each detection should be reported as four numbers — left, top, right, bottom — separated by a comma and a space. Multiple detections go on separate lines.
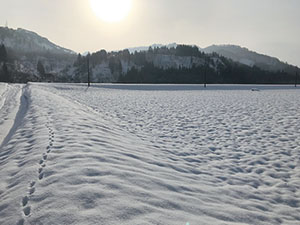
0, 63, 11, 82
0, 44, 7, 62
175, 45, 200, 57
37, 60, 45, 75
148, 46, 154, 54
119, 49, 130, 60
73, 53, 82, 66
109, 57, 122, 74
90, 50, 107, 65
99, 49, 107, 60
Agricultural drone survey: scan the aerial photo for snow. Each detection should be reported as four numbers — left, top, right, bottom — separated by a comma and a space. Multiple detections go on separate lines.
202, 45, 285, 71
0, 83, 300, 225
0, 84, 24, 146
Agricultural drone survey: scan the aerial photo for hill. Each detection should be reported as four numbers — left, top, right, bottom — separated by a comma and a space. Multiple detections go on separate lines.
203, 44, 296, 73
0, 27, 298, 84
0, 27, 76, 82
0, 27, 74, 55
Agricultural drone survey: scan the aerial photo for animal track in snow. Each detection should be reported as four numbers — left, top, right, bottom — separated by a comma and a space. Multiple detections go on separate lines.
20, 117, 56, 221
29, 186, 35, 195
23, 206, 31, 216
22, 196, 28, 207
38, 172, 44, 180
30, 181, 35, 187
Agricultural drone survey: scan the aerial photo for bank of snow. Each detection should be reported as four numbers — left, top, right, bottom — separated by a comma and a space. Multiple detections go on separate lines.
0, 84, 24, 146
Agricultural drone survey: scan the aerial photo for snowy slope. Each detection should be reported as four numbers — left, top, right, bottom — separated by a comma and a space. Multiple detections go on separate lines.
0, 83, 300, 225
0, 27, 74, 55
0, 83, 24, 146
203, 45, 291, 72
0, 27, 76, 82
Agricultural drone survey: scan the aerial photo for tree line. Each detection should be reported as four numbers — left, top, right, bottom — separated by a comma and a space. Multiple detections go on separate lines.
1, 42, 298, 84
0, 44, 10, 82
118, 45, 297, 84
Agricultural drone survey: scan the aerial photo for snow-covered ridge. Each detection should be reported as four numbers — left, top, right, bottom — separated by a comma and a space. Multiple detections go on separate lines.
128, 43, 296, 73
1, 26, 297, 83
0, 27, 75, 55
203, 44, 289, 71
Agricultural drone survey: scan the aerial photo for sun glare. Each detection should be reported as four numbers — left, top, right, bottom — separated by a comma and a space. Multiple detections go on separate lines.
90, 0, 132, 23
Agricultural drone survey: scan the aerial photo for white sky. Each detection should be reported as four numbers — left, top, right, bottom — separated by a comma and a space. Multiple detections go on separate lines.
1, 0, 300, 66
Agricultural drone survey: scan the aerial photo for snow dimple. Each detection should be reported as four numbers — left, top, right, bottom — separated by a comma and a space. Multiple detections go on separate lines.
23, 206, 30, 216
0, 83, 300, 225
22, 196, 28, 207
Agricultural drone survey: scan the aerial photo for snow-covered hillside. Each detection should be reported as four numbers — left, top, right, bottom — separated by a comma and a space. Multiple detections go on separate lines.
146, 54, 205, 69
0, 27, 76, 82
128, 43, 296, 74
0, 83, 300, 225
0, 27, 297, 83
203, 45, 291, 72
0, 27, 74, 55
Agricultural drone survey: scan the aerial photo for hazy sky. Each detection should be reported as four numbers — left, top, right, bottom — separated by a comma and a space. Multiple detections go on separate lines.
1, 0, 300, 66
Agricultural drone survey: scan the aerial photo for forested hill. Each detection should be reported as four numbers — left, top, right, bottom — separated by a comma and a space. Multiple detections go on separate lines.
116, 45, 298, 84
0, 26, 299, 84
0, 26, 75, 83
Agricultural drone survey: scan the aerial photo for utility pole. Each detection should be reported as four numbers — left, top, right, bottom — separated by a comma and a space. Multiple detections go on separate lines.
87, 53, 90, 87
295, 68, 298, 88
204, 58, 208, 88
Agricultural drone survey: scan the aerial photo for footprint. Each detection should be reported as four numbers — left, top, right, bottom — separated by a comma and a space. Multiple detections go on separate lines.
39, 159, 44, 165
29, 187, 35, 195
23, 206, 31, 216
22, 196, 29, 207
39, 173, 44, 180
38, 168, 43, 174
30, 181, 35, 187
43, 154, 47, 160
47, 149, 51, 153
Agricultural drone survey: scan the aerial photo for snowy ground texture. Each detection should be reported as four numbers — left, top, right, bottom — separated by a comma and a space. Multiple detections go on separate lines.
0, 83, 300, 225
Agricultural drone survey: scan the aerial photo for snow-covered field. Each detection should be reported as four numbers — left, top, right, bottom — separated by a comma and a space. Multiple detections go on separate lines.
0, 83, 300, 225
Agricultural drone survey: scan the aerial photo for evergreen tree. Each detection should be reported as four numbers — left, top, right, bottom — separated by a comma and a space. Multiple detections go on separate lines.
0, 63, 10, 82
0, 44, 7, 62
74, 53, 82, 66
37, 60, 45, 75
109, 57, 122, 74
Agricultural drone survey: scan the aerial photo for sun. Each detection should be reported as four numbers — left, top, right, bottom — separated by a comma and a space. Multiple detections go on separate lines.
90, 0, 133, 23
